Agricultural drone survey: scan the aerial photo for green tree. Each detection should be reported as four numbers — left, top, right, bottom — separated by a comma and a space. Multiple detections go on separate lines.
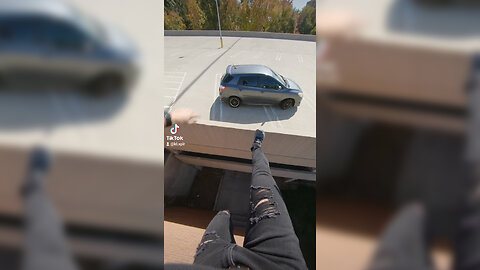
248, 0, 270, 31
198, 0, 217, 30
297, 5, 315, 34
267, 0, 295, 33
220, 0, 241, 31
185, 0, 206, 30
164, 11, 186, 30
165, 0, 187, 17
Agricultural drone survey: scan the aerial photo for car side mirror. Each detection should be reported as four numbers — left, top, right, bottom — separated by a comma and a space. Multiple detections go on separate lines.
277, 85, 282, 90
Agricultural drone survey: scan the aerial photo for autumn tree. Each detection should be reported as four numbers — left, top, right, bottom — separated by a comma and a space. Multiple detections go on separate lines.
297, 4, 315, 34
220, 0, 241, 31
198, 0, 218, 30
164, 11, 186, 30
239, 0, 251, 30
185, 0, 206, 30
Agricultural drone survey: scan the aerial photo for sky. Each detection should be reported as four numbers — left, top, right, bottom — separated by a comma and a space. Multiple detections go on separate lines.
292, 0, 309, 10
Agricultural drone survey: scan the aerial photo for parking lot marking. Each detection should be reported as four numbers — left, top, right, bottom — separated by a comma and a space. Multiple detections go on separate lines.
275, 53, 282, 61
303, 94, 316, 113
263, 106, 281, 128
297, 55, 304, 63
263, 106, 273, 123
213, 73, 223, 121
164, 71, 186, 108
269, 106, 283, 128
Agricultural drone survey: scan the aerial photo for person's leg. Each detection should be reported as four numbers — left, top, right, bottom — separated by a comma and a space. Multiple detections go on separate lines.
367, 203, 433, 270
193, 210, 237, 268
239, 130, 307, 270
21, 147, 78, 270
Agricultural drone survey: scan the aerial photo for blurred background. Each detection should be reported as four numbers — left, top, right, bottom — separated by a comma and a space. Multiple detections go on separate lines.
0, 0, 164, 269
316, 0, 480, 269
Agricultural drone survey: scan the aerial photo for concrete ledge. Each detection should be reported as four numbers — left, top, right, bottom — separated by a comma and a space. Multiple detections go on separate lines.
165, 30, 316, 42
166, 121, 316, 168
0, 145, 164, 235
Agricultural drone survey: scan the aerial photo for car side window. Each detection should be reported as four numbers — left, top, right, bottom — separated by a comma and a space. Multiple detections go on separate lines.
237, 76, 259, 87
222, 74, 234, 84
41, 19, 89, 52
261, 76, 281, 90
0, 16, 41, 45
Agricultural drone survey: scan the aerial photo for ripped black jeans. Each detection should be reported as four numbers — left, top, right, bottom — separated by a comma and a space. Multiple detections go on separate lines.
193, 143, 307, 270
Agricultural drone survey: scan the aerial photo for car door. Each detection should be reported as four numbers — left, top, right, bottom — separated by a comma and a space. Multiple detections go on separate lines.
37, 18, 97, 85
259, 75, 286, 105
0, 16, 46, 85
237, 75, 261, 104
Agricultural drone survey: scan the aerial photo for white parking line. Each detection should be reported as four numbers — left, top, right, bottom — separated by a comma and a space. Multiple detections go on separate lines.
213, 73, 223, 121
164, 71, 186, 108
297, 55, 304, 63
263, 106, 273, 122
275, 53, 282, 61
269, 106, 283, 128
303, 95, 316, 113
263, 106, 281, 128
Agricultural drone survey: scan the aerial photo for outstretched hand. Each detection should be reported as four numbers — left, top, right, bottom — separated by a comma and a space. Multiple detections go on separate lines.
317, 10, 362, 40
170, 108, 200, 125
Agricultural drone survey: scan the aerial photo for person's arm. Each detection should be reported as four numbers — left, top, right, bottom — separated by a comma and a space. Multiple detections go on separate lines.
164, 108, 199, 127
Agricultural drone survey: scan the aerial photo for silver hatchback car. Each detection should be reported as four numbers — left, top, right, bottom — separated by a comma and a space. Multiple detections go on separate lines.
219, 65, 303, 110
0, 0, 139, 95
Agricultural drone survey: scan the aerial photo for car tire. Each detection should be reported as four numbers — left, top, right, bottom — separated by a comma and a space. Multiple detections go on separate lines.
280, 98, 294, 110
85, 73, 125, 97
228, 96, 241, 108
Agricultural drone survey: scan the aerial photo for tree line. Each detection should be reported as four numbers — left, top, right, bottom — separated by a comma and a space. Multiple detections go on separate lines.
165, 0, 316, 35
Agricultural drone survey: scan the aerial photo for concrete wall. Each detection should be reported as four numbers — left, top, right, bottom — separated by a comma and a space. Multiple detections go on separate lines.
166, 121, 316, 168
165, 30, 316, 42
0, 146, 164, 234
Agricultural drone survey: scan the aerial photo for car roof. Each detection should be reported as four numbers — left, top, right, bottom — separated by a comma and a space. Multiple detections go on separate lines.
227, 65, 275, 77
0, 0, 77, 20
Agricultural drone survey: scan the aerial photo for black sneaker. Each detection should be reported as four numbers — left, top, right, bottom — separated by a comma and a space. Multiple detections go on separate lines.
254, 129, 265, 145
21, 146, 51, 196
29, 146, 51, 173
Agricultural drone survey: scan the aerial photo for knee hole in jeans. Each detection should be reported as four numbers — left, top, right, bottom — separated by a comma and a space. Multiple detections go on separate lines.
249, 186, 280, 224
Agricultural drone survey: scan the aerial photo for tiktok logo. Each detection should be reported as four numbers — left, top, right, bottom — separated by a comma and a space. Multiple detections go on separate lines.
170, 123, 179, 135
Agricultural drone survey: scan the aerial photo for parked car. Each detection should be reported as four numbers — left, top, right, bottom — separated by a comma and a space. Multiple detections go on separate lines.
0, 0, 139, 95
219, 64, 303, 109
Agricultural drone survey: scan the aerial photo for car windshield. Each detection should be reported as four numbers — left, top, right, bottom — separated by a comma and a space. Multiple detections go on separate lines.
269, 68, 287, 86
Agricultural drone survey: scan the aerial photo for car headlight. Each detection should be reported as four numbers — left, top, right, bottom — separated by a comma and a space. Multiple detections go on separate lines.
297, 92, 303, 98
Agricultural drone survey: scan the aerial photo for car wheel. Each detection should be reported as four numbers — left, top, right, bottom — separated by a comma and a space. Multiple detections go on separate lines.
85, 73, 124, 97
229, 96, 241, 108
280, 98, 294, 110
